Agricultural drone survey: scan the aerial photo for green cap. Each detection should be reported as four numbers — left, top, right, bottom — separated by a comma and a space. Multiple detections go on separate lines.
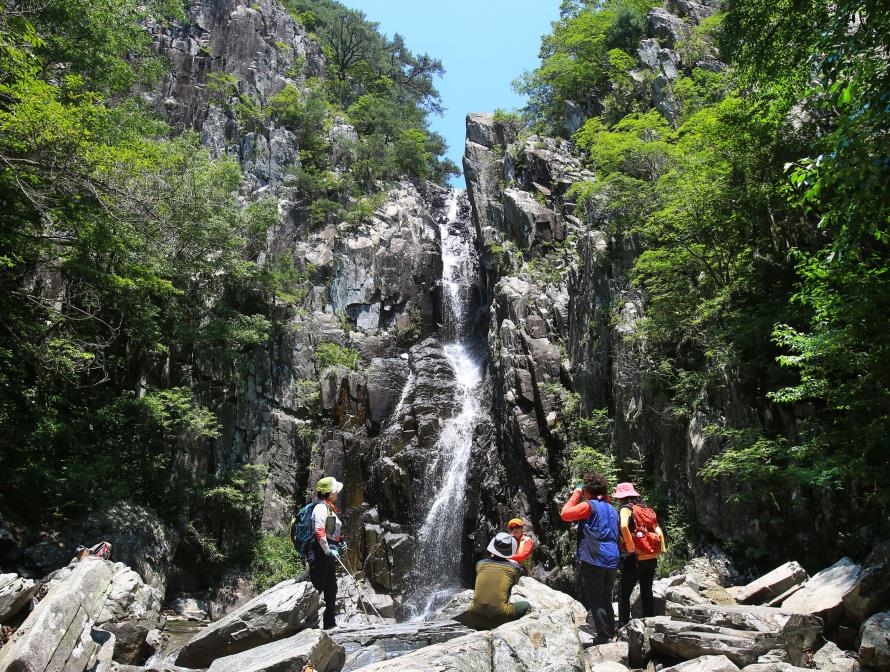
317, 476, 343, 496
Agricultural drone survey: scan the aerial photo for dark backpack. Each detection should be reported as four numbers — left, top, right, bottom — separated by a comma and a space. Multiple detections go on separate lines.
290, 502, 317, 558
629, 504, 662, 556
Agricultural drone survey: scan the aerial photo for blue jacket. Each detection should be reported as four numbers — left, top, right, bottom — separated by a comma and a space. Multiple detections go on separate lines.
578, 498, 619, 569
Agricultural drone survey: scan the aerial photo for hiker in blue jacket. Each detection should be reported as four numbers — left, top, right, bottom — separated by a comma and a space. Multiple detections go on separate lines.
560, 472, 620, 643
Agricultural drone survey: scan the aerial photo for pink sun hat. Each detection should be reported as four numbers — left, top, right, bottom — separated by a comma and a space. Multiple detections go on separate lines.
612, 482, 640, 499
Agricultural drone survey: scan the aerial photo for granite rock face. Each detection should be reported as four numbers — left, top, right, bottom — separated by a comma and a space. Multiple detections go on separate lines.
95, 564, 164, 663
0, 559, 115, 672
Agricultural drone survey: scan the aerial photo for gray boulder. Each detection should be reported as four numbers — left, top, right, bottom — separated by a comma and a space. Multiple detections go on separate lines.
502, 188, 564, 249
628, 603, 822, 669
781, 557, 862, 629
491, 607, 588, 671
663, 655, 741, 671
331, 619, 471, 657
669, 0, 721, 24
0, 558, 113, 672
812, 640, 859, 672
168, 596, 210, 621
666, 604, 823, 665
586, 641, 629, 667
342, 643, 387, 671
206, 628, 344, 672
175, 579, 320, 668
95, 564, 163, 663
354, 630, 492, 671
0, 573, 37, 623
858, 611, 890, 670
735, 562, 808, 606
355, 606, 585, 672
843, 546, 890, 624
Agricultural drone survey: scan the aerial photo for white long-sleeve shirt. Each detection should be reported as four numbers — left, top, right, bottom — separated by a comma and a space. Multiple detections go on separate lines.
313, 500, 342, 554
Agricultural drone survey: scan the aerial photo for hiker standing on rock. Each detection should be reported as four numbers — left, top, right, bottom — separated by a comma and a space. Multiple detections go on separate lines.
507, 517, 534, 575
614, 481, 666, 627
561, 472, 620, 644
309, 476, 345, 630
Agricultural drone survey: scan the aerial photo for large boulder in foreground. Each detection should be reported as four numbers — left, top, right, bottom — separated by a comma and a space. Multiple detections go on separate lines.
667, 604, 823, 663
355, 629, 492, 672
356, 606, 586, 672
174, 579, 320, 668
627, 603, 822, 669
206, 628, 344, 672
858, 611, 890, 670
0, 559, 114, 672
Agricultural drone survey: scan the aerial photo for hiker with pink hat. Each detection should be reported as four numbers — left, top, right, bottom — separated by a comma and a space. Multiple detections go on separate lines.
613, 481, 666, 627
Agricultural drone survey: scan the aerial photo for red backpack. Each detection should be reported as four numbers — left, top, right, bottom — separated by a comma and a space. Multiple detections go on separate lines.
629, 505, 662, 556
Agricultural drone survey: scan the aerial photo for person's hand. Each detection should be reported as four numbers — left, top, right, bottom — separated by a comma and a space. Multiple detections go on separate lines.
338, 541, 349, 553
574, 482, 584, 491
328, 547, 340, 559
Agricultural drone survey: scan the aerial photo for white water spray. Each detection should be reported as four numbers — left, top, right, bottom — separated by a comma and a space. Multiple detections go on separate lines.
406, 190, 483, 619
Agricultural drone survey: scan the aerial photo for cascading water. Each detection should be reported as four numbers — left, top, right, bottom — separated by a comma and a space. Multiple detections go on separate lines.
405, 190, 483, 620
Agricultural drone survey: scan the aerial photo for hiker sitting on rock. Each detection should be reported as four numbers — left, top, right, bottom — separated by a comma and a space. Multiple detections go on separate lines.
465, 532, 531, 629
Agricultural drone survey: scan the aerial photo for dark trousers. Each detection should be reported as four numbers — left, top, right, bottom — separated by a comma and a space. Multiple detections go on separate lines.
619, 555, 657, 626
579, 561, 616, 643
309, 551, 338, 629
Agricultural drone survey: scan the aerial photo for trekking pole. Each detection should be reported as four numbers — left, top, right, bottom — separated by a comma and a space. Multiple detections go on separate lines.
334, 553, 386, 622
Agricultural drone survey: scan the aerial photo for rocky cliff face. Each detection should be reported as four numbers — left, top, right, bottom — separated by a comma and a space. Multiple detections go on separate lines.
459, 0, 851, 586
11, 0, 844, 606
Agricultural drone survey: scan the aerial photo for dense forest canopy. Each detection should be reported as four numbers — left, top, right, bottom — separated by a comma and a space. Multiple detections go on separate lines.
519, 0, 890, 540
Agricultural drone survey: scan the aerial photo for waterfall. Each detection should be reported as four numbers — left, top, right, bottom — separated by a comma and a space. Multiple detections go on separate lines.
405, 189, 483, 620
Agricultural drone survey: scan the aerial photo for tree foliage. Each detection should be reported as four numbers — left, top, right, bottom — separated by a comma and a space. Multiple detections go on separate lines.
283, 0, 458, 186
0, 1, 278, 521
525, 0, 890, 542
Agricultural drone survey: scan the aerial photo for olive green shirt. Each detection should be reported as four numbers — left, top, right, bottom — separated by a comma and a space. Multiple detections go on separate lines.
469, 558, 521, 619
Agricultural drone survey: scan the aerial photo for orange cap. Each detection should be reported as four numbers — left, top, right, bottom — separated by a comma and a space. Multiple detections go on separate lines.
508, 518, 524, 529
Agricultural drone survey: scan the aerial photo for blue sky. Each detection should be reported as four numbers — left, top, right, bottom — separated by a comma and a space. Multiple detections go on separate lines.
339, 1, 562, 186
